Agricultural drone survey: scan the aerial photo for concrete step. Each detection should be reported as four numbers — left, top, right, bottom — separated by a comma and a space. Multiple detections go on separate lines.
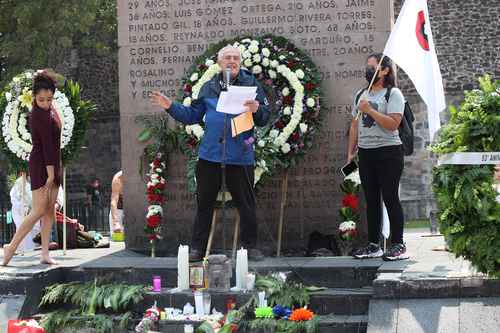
136, 287, 373, 316
156, 315, 368, 333
70, 256, 381, 289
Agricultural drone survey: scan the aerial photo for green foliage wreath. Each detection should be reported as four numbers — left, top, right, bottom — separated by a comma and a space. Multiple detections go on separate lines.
431, 75, 500, 277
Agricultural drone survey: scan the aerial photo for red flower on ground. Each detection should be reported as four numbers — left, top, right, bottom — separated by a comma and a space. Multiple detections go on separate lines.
342, 194, 359, 210
147, 215, 161, 228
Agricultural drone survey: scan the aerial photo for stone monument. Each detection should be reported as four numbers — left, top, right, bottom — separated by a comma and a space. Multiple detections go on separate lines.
117, 0, 393, 255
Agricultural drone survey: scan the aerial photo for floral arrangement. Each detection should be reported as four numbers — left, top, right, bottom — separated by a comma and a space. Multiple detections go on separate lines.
0, 69, 95, 171
289, 307, 314, 322
145, 153, 166, 255
177, 35, 324, 191
338, 170, 361, 241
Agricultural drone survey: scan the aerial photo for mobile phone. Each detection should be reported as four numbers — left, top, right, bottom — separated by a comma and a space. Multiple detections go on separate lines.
340, 160, 358, 177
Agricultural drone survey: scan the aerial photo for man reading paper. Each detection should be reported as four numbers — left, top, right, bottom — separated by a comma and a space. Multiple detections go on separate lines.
150, 45, 270, 261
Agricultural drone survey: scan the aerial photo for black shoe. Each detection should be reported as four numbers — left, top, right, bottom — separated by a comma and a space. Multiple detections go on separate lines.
353, 243, 383, 259
248, 248, 264, 261
382, 243, 409, 261
189, 249, 203, 262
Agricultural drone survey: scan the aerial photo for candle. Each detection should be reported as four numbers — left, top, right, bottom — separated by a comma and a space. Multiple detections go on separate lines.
235, 248, 248, 290
246, 273, 255, 290
153, 275, 161, 292
194, 291, 205, 316
177, 245, 190, 290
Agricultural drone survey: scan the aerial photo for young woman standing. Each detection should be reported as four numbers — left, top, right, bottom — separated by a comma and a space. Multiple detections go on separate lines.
3, 71, 62, 265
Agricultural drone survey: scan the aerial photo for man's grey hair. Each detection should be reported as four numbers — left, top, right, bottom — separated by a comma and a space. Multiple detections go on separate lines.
217, 45, 241, 61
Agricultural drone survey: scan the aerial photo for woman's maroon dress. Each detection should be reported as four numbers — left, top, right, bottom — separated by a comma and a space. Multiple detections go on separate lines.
28, 105, 61, 190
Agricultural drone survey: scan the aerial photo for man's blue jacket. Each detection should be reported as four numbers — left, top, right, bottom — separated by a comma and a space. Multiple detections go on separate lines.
167, 69, 270, 166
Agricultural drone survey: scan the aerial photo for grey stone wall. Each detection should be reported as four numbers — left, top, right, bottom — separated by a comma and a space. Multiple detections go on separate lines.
54, 49, 121, 201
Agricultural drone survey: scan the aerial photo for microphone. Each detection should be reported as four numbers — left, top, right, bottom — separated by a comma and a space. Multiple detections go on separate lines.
224, 66, 231, 91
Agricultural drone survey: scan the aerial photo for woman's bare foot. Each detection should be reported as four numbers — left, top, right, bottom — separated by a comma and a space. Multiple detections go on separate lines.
2, 244, 15, 266
40, 256, 58, 265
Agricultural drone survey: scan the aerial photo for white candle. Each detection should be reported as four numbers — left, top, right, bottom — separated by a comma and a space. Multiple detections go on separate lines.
194, 291, 204, 316
177, 245, 189, 290
235, 248, 248, 290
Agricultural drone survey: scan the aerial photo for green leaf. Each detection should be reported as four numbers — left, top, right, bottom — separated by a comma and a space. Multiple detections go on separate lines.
138, 128, 153, 142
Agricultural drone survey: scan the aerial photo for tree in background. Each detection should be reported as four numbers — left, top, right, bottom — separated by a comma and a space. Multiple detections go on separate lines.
0, 0, 117, 85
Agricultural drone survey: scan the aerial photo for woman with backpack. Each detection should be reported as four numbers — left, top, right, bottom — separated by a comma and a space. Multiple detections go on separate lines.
347, 53, 409, 261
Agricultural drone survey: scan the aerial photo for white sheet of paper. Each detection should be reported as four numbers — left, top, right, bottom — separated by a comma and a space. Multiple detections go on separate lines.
216, 86, 257, 115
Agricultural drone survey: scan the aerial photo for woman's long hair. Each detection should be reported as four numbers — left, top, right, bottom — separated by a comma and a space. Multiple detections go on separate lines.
367, 53, 395, 88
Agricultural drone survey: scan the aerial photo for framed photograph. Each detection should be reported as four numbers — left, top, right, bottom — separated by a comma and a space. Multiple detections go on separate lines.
189, 265, 205, 289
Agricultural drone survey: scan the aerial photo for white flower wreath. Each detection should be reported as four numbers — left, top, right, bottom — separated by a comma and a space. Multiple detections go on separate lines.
1, 70, 75, 161
180, 37, 321, 185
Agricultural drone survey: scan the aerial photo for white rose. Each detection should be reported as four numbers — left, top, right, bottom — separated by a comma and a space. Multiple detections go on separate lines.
25, 72, 32, 79
281, 143, 291, 154
262, 58, 270, 67
254, 167, 264, 185
306, 98, 315, 108
192, 126, 204, 139
270, 60, 279, 68
12, 77, 20, 83
277, 65, 287, 73
282, 87, 290, 96
190, 73, 199, 82
268, 70, 277, 79
258, 140, 265, 147
244, 58, 253, 67
183, 97, 192, 106
299, 123, 308, 133
205, 59, 215, 66
248, 44, 259, 54
242, 50, 251, 59
185, 125, 193, 135
5, 92, 12, 101
279, 55, 285, 61
295, 69, 305, 79
283, 107, 291, 115
269, 129, 279, 138
238, 45, 246, 54
252, 65, 262, 75
262, 48, 270, 57
242, 38, 251, 43
252, 54, 261, 63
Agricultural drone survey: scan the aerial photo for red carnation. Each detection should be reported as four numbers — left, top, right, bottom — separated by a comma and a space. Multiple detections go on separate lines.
198, 64, 207, 71
184, 84, 192, 93
147, 194, 164, 203
287, 60, 296, 69
147, 234, 157, 241
156, 182, 166, 190
291, 132, 300, 142
342, 194, 359, 210
275, 120, 285, 129
147, 215, 161, 228
153, 159, 161, 167
305, 82, 315, 92
283, 95, 293, 105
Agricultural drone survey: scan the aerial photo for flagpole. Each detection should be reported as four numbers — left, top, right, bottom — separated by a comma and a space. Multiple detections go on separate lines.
355, 55, 385, 120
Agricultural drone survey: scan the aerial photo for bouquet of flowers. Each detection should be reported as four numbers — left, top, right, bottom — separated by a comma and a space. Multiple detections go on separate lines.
338, 170, 361, 243
145, 153, 166, 255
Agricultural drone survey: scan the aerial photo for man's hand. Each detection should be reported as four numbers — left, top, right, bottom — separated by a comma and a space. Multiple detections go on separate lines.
244, 100, 259, 113
150, 91, 172, 110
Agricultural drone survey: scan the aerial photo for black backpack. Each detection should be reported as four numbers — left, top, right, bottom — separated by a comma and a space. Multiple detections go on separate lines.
355, 87, 415, 155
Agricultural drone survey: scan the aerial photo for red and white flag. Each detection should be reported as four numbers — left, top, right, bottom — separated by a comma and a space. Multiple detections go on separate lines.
383, 0, 446, 140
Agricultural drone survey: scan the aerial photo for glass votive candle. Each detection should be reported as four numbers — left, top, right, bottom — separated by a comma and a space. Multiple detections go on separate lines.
153, 275, 161, 292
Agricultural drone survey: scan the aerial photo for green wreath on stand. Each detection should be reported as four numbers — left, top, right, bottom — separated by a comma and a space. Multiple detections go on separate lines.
0, 69, 96, 171
176, 35, 326, 192
431, 75, 500, 277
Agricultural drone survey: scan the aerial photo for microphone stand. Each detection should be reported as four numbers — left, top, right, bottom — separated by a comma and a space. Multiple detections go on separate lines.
220, 69, 231, 254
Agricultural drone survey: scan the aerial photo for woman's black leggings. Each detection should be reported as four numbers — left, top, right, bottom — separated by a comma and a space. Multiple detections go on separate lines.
358, 145, 405, 244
